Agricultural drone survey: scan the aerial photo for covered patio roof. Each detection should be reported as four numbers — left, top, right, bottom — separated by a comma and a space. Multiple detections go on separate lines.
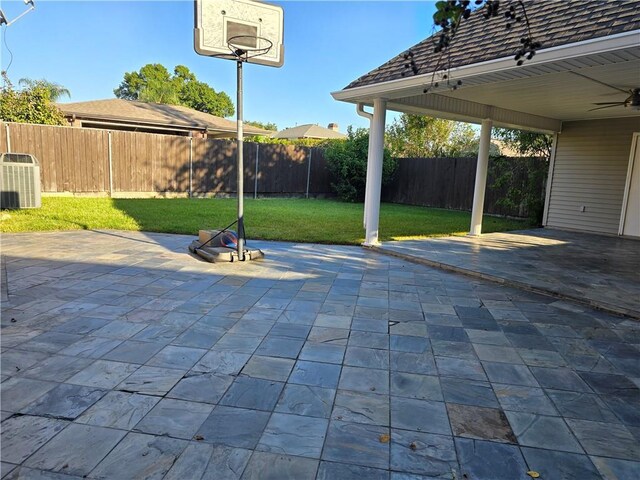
332, 1, 640, 132
331, 1, 640, 245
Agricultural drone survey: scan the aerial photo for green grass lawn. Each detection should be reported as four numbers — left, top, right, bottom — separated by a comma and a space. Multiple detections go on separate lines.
0, 197, 530, 245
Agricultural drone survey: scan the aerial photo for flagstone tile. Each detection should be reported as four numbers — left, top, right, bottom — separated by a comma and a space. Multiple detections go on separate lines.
391, 397, 450, 435
241, 452, 318, 480
257, 413, 328, 458
22, 383, 106, 419
0, 415, 68, 464
275, 384, 335, 418
76, 391, 160, 429
67, 360, 138, 389
134, 398, 213, 439
24, 424, 126, 476
521, 447, 602, 480
390, 429, 457, 477
116, 366, 185, 396
455, 437, 529, 480
90, 432, 187, 479
196, 406, 270, 449
322, 421, 389, 470
566, 419, 640, 461
506, 412, 583, 453
220, 376, 284, 411
447, 403, 516, 443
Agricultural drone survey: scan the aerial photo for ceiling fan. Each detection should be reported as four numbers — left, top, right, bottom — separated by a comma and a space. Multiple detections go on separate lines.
590, 88, 640, 112
568, 71, 640, 112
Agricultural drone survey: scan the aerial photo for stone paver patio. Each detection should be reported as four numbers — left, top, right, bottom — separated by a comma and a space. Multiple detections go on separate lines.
1, 230, 639, 479
377, 229, 640, 319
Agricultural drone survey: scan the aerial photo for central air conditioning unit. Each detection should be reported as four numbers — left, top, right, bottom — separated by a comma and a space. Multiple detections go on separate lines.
0, 153, 42, 209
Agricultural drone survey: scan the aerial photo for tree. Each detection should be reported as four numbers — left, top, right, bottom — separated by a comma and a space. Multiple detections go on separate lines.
493, 127, 552, 159
114, 64, 234, 117
246, 120, 278, 131
325, 127, 396, 202
18, 78, 70, 101
490, 128, 553, 225
178, 79, 233, 117
0, 74, 65, 125
114, 64, 179, 103
385, 114, 478, 158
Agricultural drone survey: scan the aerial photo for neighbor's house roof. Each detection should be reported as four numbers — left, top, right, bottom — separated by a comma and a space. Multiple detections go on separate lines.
272, 124, 347, 140
332, 1, 640, 133
57, 99, 270, 138
344, 1, 640, 90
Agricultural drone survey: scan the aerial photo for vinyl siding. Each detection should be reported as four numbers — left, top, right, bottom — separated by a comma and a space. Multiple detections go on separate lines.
546, 117, 640, 234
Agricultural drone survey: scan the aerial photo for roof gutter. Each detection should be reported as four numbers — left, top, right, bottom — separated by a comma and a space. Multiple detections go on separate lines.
356, 103, 373, 120
63, 113, 263, 135
78, 119, 201, 134
332, 29, 640, 102
63, 113, 206, 132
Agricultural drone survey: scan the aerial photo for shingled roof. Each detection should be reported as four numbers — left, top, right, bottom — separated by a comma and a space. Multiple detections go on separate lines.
58, 99, 270, 136
344, 0, 640, 91
273, 124, 347, 140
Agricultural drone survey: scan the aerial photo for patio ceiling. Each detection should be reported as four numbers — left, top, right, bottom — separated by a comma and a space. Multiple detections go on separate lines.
332, 32, 640, 133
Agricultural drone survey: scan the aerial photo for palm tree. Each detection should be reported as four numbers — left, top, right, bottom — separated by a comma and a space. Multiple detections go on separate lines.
18, 78, 70, 101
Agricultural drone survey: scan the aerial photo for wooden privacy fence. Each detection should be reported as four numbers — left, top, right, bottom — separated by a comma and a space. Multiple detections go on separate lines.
383, 156, 547, 218
0, 122, 333, 197
1, 122, 546, 218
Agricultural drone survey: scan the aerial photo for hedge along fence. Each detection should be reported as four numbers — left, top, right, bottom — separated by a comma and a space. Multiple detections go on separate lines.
382, 156, 548, 219
0, 122, 333, 197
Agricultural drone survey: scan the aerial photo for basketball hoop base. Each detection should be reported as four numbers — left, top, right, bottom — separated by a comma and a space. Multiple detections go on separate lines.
189, 240, 264, 263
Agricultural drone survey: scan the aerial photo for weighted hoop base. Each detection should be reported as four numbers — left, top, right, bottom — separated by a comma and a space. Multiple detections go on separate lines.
189, 240, 264, 263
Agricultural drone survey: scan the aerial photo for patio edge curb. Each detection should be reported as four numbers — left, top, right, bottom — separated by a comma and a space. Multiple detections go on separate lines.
369, 245, 640, 320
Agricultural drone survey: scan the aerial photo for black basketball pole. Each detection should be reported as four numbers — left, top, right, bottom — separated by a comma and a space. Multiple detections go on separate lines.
236, 59, 245, 261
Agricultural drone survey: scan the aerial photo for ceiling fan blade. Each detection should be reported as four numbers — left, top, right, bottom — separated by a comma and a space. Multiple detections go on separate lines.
599, 90, 633, 97
569, 71, 630, 94
589, 105, 622, 112
592, 102, 626, 105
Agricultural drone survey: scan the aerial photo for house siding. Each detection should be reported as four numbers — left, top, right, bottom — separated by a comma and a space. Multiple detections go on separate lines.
546, 117, 640, 234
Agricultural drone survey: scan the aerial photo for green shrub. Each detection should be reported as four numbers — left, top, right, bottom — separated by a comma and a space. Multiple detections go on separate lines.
0, 74, 65, 126
324, 127, 396, 202
244, 135, 331, 147
489, 155, 548, 225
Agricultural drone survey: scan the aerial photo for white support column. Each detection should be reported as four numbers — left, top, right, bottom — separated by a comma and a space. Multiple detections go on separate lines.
356, 103, 374, 228
469, 118, 493, 236
542, 132, 559, 226
363, 98, 387, 246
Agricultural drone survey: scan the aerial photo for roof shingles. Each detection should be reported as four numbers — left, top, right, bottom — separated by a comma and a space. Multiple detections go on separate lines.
344, 1, 640, 90
273, 124, 346, 140
57, 99, 269, 135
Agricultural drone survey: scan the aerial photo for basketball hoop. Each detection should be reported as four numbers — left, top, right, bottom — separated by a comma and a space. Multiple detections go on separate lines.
193, 0, 284, 262
194, 0, 284, 67
227, 35, 273, 62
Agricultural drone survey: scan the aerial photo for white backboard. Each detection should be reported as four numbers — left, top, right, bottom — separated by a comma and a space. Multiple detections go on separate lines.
194, 0, 284, 67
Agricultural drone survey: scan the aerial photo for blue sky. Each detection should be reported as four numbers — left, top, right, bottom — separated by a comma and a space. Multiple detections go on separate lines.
1, 0, 437, 131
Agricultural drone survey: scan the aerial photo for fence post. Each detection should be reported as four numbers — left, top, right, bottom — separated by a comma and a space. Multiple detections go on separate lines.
189, 137, 193, 198
305, 148, 313, 199
5, 123, 10, 152
107, 131, 113, 196
254, 143, 259, 199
